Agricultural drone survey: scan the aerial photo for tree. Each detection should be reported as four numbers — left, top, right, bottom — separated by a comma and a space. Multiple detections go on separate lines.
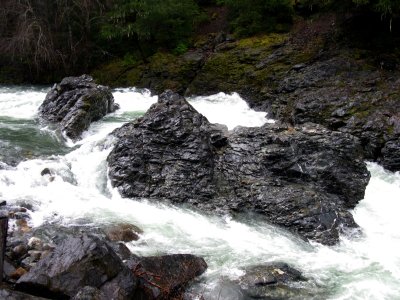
0, 0, 109, 80
101, 0, 201, 55
298, 0, 400, 16
218, 0, 294, 37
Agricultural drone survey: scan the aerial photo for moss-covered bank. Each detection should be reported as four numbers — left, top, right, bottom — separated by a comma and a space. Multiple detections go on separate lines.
92, 14, 400, 172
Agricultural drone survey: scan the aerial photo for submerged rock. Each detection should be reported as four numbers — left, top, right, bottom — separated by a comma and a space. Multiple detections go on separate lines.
39, 75, 118, 140
235, 262, 311, 300
103, 223, 142, 242
108, 91, 370, 245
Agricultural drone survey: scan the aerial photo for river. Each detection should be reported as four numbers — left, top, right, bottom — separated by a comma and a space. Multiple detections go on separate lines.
0, 86, 399, 299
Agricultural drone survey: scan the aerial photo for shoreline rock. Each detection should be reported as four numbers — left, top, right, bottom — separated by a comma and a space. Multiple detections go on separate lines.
107, 91, 370, 245
12, 233, 207, 300
0, 214, 207, 300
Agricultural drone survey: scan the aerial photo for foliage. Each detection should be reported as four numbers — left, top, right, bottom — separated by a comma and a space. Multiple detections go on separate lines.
217, 0, 294, 37
173, 43, 189, 55
101, 0, 201, 49
298, 0, 400, 15
0, 0, 109, 80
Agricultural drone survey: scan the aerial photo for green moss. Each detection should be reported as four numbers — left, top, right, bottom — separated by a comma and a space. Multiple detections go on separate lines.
91, 59, 131, 87
236, 33, 288, 49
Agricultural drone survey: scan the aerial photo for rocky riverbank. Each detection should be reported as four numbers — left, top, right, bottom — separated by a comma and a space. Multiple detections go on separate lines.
93, 15, 400, 172
0, 201, 208, 299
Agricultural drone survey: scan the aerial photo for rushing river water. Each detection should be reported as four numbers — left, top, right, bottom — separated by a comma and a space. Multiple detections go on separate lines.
0, 86, 399, 299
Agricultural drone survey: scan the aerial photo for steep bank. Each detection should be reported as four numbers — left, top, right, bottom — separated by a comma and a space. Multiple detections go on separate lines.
93, 14, 400, 172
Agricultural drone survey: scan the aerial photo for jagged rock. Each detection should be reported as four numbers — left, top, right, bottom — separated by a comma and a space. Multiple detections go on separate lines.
16, 234, 134, 299
108, 90, 223, 203
108, 91, 370, 245
39, 75, 118, 140
126, 254, 208, 299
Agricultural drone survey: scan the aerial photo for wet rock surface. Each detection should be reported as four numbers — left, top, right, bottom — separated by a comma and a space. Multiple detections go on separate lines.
2, 219, 207, 300
103, 223, 142, 243
267, 55, 400, 173
108, 91, 370, 245
235, 262, 312, 300
15, 234, 129, 298
126, 254, 207, 299
39, 75, 118, 140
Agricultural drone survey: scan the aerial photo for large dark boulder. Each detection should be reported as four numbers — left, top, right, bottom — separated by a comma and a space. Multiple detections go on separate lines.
13, 229, 207, 300
108, 91, 370, 245
126, 254, 208, 299
15, 234, 136, 299
39, 75, 118, 140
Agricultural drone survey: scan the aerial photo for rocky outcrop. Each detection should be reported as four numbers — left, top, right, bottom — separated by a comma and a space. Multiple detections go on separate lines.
94, 18, 400, 172
39, 75, 118, 140
267, 55, 400, 173
108, 91, 370, 245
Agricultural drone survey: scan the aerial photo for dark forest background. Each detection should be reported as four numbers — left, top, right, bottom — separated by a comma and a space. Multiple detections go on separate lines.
1, 0, 399, 83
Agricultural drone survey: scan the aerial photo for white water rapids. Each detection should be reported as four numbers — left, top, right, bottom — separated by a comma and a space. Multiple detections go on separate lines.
0, 86, 400, 299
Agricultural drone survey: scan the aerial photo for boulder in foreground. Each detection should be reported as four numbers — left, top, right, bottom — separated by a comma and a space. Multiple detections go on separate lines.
15, 233, 207, 299
16, 234, 135, 298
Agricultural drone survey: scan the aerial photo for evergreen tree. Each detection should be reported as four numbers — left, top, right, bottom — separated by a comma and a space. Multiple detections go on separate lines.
218, 0, 294, 36
101, 0, 201, 51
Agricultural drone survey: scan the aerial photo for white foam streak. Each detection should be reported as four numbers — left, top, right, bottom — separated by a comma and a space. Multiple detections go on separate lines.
113, 87, 157, 113
0, 86, 48, 119
188, 92, 274, 130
